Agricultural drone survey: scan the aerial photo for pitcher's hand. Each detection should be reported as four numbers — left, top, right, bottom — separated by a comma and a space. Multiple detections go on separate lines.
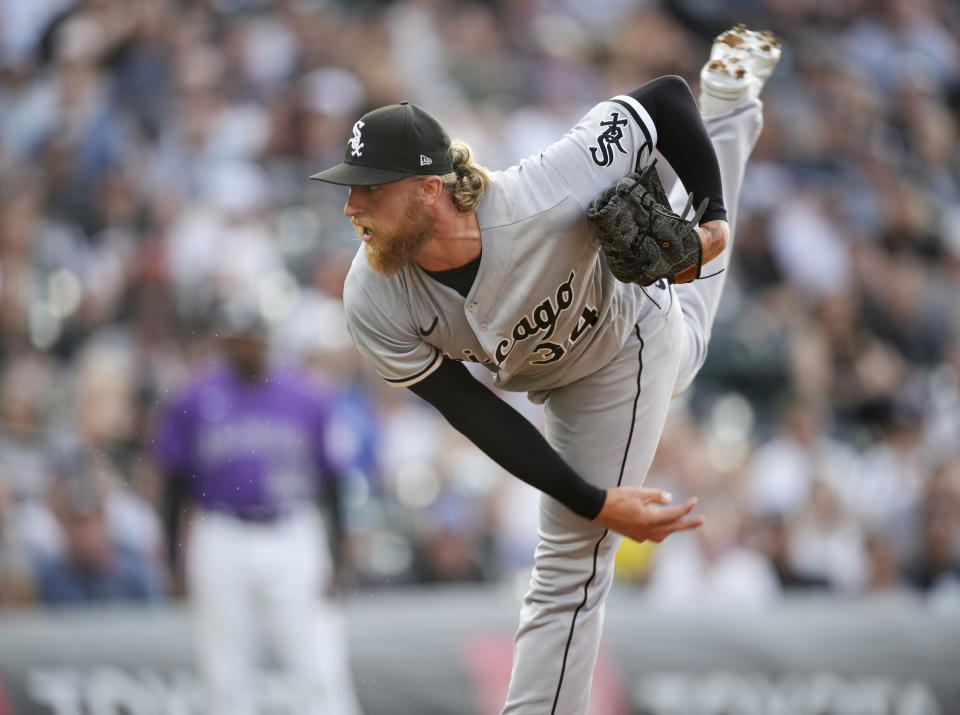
595, 487, 703, 543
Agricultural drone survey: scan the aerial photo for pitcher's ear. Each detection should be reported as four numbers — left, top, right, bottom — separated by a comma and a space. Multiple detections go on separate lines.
418, 174, 445, 204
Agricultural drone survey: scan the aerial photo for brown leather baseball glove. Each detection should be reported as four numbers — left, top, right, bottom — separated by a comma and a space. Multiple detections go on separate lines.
586, 160, 709, 286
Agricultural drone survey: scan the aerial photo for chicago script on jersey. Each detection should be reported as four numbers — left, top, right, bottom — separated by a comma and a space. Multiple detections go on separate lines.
495, 272, 575, 364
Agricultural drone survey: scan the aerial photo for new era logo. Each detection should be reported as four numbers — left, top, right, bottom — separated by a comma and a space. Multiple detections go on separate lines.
419, 154, 433, 166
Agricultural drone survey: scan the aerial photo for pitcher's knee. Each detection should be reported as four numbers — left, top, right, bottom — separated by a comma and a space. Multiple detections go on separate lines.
525, 568, 616, 623
524, 537, 618, 611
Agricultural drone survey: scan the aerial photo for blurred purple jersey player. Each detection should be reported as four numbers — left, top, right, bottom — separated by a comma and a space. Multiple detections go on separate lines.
154, 300, 363, 715
156, 358, 334, 522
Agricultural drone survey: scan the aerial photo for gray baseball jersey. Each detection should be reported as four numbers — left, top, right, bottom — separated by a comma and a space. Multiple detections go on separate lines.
344, 94, 671, 393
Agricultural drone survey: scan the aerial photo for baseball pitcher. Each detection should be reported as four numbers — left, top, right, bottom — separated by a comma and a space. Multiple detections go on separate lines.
310, 25, 779, 715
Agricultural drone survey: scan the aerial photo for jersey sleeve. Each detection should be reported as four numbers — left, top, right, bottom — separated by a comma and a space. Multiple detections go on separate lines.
539, 95, 658, 210
343, 271, 443, 388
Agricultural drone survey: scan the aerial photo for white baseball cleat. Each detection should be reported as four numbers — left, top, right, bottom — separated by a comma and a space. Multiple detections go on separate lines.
700, 55, 751, 102
699, 24, 781, 114
709, 24, 781, 95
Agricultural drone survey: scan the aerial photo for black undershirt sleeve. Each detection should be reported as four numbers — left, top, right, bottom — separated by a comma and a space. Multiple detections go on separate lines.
629, 75, 728, 224
408, 357, 607, 520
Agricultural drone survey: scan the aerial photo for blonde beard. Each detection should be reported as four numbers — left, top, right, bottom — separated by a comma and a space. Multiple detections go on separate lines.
364, 198, 434, 276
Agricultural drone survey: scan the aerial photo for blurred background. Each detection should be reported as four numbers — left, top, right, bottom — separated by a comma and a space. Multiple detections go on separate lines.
0, 0, 959, 713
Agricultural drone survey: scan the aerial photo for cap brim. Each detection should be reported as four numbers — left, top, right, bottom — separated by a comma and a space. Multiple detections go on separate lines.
309, 162, 411, 186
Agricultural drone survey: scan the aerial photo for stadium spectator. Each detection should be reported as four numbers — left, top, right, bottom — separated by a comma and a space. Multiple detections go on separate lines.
746, 513, 831, 591
905, 459, 960, 595
0, 356, 60, 561
0, 478, 35, 606
782, 476, 869, 594
644, 485, 782, 607
30, 453, 165, 606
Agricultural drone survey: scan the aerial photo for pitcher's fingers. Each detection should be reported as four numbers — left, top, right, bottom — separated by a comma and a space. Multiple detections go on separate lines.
648, 515, 705, 542
640, 488, 674, 505
666, 515, 705, 533
649, 497, 698, 524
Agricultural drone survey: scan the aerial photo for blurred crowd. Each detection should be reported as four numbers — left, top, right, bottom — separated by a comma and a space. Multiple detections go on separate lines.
1, 0, 959, 610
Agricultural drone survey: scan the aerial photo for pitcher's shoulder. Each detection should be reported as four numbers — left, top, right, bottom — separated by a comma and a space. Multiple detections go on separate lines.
477, 162, 572, 230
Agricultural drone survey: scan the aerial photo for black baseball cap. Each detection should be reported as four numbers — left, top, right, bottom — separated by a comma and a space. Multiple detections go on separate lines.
309, 101, 454, 186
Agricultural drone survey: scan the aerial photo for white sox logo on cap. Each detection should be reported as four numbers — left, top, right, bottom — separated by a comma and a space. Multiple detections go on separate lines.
349, 120, 365, 157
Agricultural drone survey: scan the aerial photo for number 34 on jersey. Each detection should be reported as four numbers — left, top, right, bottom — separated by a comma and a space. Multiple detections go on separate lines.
492, 271, 598, 367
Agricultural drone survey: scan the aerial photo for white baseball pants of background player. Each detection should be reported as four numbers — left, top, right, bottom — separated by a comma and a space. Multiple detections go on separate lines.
501, 98, 764, 715
187, 507, 363, 715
